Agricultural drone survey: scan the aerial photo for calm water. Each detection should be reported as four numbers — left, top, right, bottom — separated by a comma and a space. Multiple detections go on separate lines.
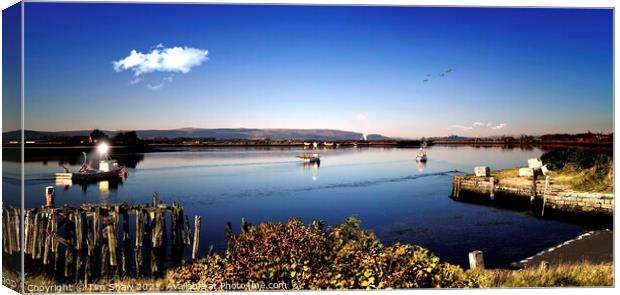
5, 146, 590, 268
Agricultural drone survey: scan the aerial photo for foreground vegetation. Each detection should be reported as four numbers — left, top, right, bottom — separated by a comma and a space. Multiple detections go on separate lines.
8, 217, 613, 291
168, 217, 479, 289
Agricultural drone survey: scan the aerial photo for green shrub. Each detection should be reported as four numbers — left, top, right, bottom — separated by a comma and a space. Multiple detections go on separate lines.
541, 149, 611, 170
168, 217, 479, 289
540, 149, 613, 192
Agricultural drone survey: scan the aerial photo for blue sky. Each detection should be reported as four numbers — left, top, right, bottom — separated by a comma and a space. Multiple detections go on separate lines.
18, 3, 613, 138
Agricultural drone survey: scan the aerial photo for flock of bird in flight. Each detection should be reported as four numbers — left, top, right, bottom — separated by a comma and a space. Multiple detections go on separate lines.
422, 68, 452, 83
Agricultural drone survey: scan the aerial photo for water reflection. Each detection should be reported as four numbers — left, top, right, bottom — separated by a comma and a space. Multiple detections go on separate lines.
301, 161, 321, 181
416, 160, 427, 172
54, 175, 125, 194
99, 180, 110, 200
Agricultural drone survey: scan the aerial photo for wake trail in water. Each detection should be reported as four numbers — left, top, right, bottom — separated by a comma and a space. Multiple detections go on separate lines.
217, 170, 463, 199
137, 160, 300, 171
297, 170, 462, 192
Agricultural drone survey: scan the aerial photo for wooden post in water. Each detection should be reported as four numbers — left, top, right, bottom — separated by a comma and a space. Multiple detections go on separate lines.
85, 212, 94, 282
489, 177, 495, 200
107, 212, 118, 272
184, 216, 192, 246
7, 208, 15, 255
192, 216, 201, 260
151, 209, 164, 275
100, 211, 109, 277
51, 210, 60, 275
16, 209, 21, 252
152, 193, 159, 207
530, 175, 537, 204
75, 209, 85, 282
93, 207, 100, 248
33, 212, 43, 260
134, 209, 144, 277
2, 208, 6, 254
121, 207, 130, 274
64, 211, 76, 278
541, 176, 550, 217
43, 214, 51, 265
23, 210, 31, 255
6, 196, 201, 281
468, 250, 485, 270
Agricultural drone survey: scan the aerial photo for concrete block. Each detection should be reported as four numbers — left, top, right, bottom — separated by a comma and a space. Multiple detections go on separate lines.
474, 166, 490, 177
519, 167, 534, 177
528, 158, 543, 170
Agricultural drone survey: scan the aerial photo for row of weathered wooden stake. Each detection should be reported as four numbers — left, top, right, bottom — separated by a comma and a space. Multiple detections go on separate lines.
2, 206, 21, 256
2, 194, 202, 282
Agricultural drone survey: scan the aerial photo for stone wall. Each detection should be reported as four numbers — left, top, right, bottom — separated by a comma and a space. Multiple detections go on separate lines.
453, 175, 613, 215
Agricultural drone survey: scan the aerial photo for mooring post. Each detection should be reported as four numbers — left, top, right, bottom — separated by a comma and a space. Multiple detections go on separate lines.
468, 250, 485, 270
192, 216, 201, 260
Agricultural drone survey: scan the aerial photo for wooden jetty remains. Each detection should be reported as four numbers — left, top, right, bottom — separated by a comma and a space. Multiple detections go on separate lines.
2, 193, 202, 281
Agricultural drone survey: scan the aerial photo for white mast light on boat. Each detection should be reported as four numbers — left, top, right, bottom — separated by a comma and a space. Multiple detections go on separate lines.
97, 142, 110, 156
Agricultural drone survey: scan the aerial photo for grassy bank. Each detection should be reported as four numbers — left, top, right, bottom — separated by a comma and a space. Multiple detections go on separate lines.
481, 149, 613, 193
541, 149, 613, 193
476, 263, 613, 287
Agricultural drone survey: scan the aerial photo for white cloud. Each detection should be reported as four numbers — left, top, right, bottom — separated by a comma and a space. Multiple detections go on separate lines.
129, 77, 142, 85
448, 122, 508, 132
491, 123, 507, 130
147, 83, 164, 91
163, 74, 174, 83
114, 45, 208, 77
448, 124, 474, 131
114, 45, 207, 90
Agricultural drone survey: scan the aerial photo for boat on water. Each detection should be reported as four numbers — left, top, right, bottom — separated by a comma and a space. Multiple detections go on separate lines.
297, 152, 321, 163
303, 142, 312, 146
323, 142, 334, 147
416, 147, 428, 162
55, 143, 128, 182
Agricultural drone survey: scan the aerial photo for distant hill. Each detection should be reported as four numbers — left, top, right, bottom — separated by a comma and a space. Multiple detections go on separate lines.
4, 128, 391, 141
